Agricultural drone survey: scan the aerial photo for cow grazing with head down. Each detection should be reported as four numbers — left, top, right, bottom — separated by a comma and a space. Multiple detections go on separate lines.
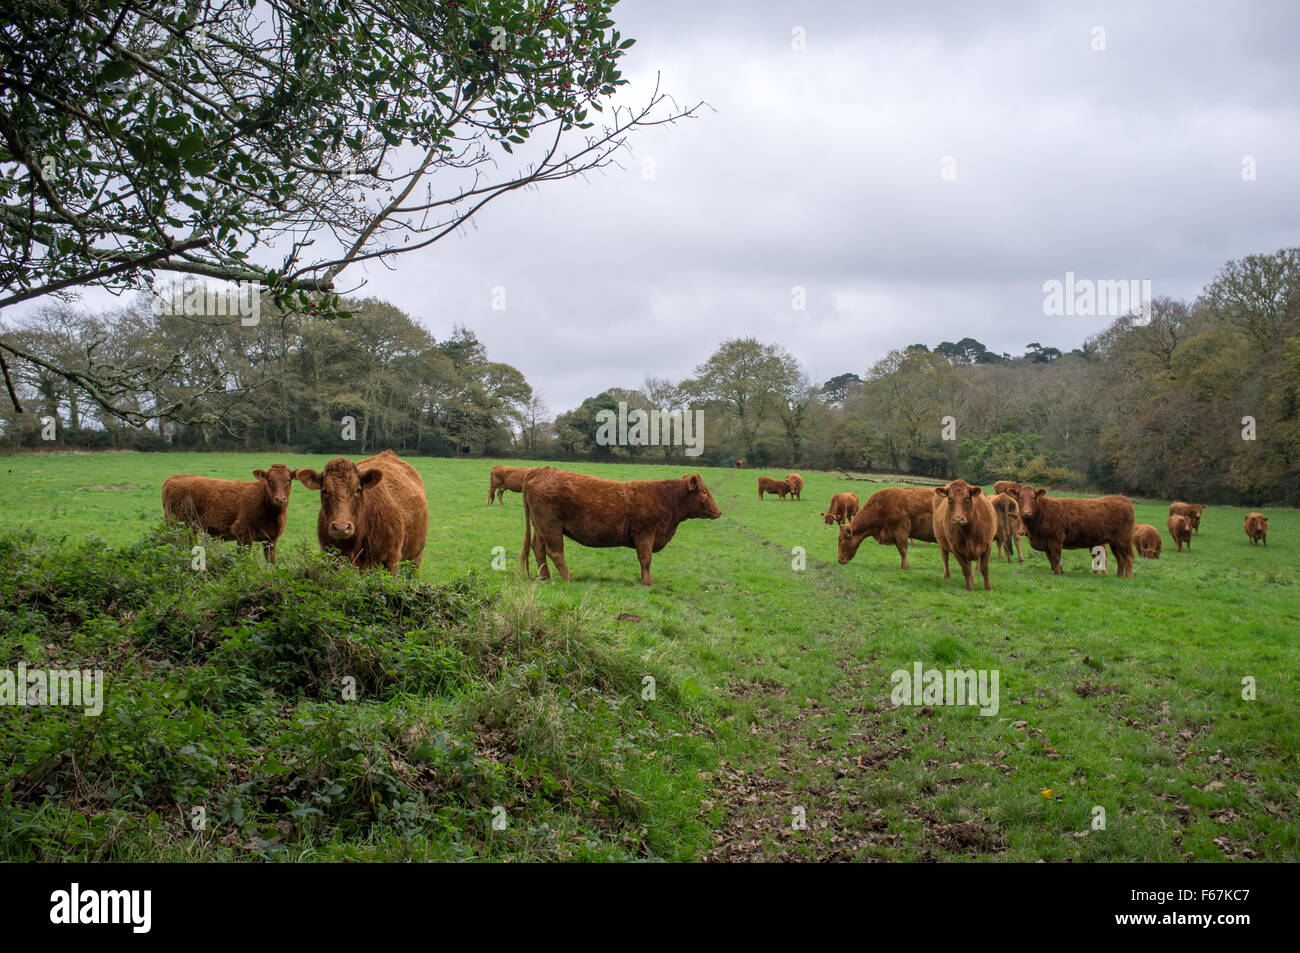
822, 492, 860, 526
487, 465, 534, 504
1015, 484, 1135, 578
837, 486, 937, 569
1244, 512, 1268, 545
991, 492, 1024, 563
1167, 513, 1193, 552
1132, 523, 1162, 558
295, 449, 428, 574
785, 473, 804, 500
758, 476, 790, 500
520, 468, 721, 585
1169, 502, 1205, 534
162, 464, 297, 561
932, 479, 997, 590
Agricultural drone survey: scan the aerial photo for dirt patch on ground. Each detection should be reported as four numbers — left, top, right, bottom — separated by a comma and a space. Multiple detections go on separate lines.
78, 483, 141, 491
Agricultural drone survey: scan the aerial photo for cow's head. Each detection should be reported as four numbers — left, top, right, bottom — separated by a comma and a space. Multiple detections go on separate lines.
934, 479, 982, 526
822, 511, 835, 525
295, 457, 383, 540
1016, 484, 1045, 519
681, 474, 722, 519
253, 463, 296, 508
1189, 504, 1206, 527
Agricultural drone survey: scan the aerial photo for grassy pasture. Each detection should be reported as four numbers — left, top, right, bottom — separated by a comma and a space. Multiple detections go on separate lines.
0, 451, 1296, 861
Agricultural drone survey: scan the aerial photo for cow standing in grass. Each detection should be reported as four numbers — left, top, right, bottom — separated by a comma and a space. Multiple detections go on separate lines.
1169, 502, 1205, 535
1244, 512, 1268, 546
487, 465, 533, 505
520, 468, 721, 585
1132, 523, 1162, 558
162, 464, 297, 562
822, 492, 860, 526
932, 479, 997, 590
758, 476, 790, 500
837, 486, 937, 569
785, 473, 803, 500
991, 492, 1023, 563
1015, 485, 1135, 578
295, 450, 427, 575
1168, 513, 1193, 552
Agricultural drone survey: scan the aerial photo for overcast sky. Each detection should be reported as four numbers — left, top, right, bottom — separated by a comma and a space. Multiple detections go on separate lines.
35, 0, 1300, 413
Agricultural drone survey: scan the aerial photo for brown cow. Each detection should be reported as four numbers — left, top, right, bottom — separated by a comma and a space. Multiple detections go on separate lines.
932, 479, 996, 590
295, 449, 428, 574
837, 486, 937, 569
1169, 502, 1205, 534
1244, 512, 1268, 545
487, 465, 533, 504
1167, 513, 1193, 552
520, 468, 721, 585
993, 480, 1020, 497
1015, 485, 1134, 578
785, 473, 804, 500
821, 492, 860, 526
758, 476, 790, 500
162, 464, 297, 561
991, 492, 1023, 563
1132, 523, 1162, 558
734, 459, 745, 469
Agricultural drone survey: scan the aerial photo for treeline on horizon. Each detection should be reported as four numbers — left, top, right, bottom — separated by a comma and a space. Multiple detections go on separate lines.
1, 247, 1296, 505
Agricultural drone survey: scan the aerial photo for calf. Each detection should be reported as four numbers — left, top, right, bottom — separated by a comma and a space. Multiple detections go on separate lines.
991, 492, 1024, 563
521, 468, 721, 585
162, 464, 297, 561
785, 473, 804, 500
734, 459, 745, 469
837, 486, 937, 569
1015, 485, 1135, 578
1169, 502, 1205, 534
487, 465, 533, 504
821, 492, 860, 526
932, 479, 996, 590
1132, 523, 1162, 558
295, 449, 428, 574
1244, 512, 1268, 546
758, 476, 790, 500
1167, 513, 1193, 552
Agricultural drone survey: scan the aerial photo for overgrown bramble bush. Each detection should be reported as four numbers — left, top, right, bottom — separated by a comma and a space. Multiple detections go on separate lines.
0, 528, 706, 861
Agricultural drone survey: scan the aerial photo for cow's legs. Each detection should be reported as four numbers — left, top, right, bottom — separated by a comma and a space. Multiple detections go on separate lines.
895, 531, 911, 570
954, 552, 974, 590
635, 538, 654, 586
940, 546, 951, 579
979, 549, 992, 590
1111, 541, 1133, 578
532, 529, 551, 580
262, 540, 276, 563
1013, 532, 1023, 563
1047, 543, 1064, 574
545, 534, 573, 581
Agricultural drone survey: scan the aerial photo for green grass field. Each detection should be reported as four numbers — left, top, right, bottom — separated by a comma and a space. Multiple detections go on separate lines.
1, 451, 1296, 861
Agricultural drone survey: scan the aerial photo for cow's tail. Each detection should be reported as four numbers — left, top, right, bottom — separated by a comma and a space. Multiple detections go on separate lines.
519, 492, 532, 577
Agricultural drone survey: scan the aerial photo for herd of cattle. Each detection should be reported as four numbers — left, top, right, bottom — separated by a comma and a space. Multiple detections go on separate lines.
159, 452, 1273, 589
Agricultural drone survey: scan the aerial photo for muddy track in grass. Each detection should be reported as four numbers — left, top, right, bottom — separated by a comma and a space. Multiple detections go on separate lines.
702, 492, 1008, 861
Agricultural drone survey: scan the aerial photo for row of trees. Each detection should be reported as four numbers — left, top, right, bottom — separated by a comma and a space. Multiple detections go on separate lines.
549, 247, 1299, 505
2, 247, 1296, 505
0, 295, 531, 456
